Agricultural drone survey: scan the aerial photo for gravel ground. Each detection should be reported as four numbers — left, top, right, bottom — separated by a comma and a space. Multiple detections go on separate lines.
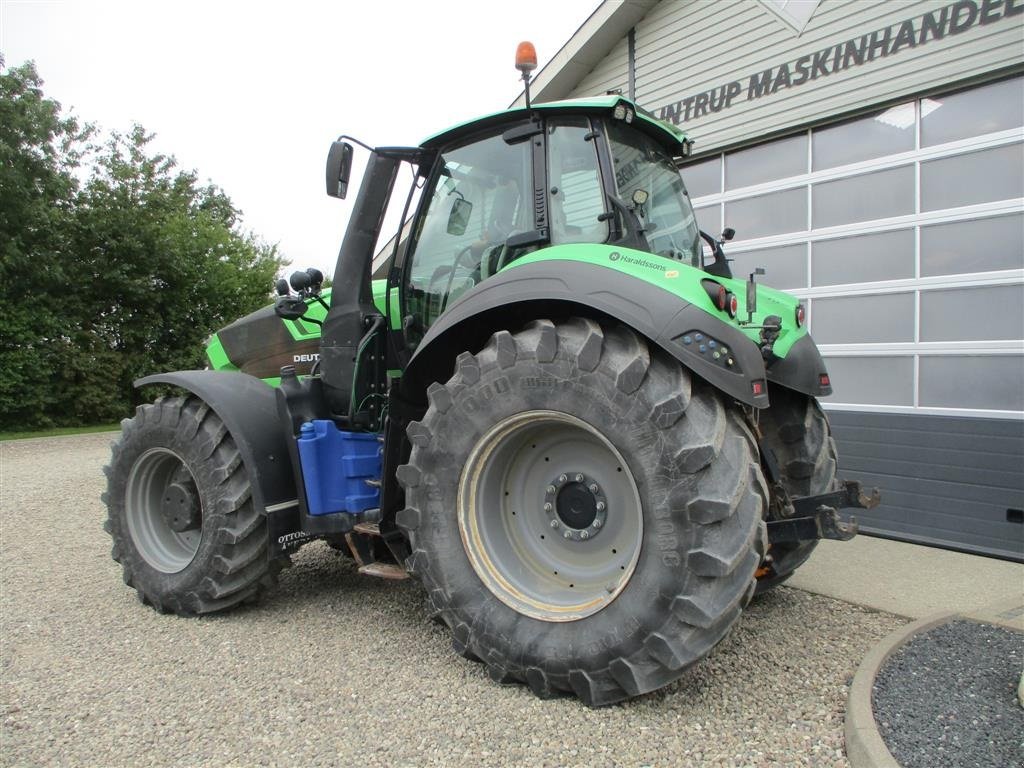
1, 432, 904, 768
873, 620, 1024, 768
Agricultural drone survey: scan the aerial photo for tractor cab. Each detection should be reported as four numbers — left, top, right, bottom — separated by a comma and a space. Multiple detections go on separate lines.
395, 97, 706, 341
314, 94, 725, 415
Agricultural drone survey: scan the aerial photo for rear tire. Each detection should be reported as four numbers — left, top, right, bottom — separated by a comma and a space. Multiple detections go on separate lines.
103, 396, 280, 615
755, 384, 838, 594
397, 319, 766, 705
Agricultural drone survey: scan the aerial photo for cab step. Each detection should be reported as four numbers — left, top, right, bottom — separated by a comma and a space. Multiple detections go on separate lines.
358, 562, 409, 580
353, 521, 381, 536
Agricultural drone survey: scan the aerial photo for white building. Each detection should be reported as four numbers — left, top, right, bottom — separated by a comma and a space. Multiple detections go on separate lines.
520, 0, 1024, 560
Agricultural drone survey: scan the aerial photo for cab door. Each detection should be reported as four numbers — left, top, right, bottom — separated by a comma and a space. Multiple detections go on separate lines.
394, 130, 533, 354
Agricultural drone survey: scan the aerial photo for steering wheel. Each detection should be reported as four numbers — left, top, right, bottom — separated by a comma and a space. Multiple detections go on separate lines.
454, 244, 478, 270
659, 248, 688, 263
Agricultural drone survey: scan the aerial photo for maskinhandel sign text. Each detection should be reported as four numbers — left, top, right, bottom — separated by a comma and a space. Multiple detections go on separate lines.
658, 0, 1024, 126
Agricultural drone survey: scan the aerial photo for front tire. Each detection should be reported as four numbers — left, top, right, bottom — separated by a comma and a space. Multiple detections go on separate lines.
397, 319, 766, 705
754, 384, 838, 593
103, 395, 280, 615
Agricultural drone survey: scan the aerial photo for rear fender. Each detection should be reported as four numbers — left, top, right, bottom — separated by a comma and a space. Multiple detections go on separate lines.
135, 370, 306, 555
766, 333, 833, 398
401, 259, 770, 407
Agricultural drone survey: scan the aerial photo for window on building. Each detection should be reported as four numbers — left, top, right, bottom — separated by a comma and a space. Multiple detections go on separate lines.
683, 74, 1023, 414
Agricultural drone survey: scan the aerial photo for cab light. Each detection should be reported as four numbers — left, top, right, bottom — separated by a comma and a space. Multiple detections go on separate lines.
613, 103, 627, 120
515, 41, 537, 73
795, 303, 805, 327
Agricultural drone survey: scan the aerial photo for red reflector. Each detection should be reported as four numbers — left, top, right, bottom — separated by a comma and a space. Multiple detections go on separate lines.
752, 380, 765, 396
819, 374, 831, 387
796, 304, 805, 327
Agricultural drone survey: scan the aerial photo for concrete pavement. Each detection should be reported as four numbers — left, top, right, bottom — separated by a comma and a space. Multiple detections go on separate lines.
787, 534, 1024, 620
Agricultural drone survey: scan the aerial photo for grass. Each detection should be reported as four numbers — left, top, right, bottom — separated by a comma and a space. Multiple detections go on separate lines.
0, 423, 121, 441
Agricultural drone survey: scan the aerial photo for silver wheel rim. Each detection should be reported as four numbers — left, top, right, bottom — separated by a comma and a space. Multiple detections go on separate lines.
125, 448, 202, 573
458, 410, 643, 622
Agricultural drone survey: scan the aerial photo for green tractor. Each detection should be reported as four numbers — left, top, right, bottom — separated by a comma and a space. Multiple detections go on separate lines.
103, 51, 877, 706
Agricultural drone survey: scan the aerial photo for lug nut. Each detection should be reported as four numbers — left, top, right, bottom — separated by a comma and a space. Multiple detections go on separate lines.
546, 485, 556, 494
593, 519, 602, 529
596, 501, 606, 511
589, 483, 598, 493
575, 474, 583, 482
558, 474, 567, 483
563, 531, 571, 539
580, 530, 589, 540
550, 519, 559, 529
543, 502, 552, 512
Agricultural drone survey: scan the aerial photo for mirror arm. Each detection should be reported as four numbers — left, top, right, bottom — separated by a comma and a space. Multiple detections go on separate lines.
699, 230, 733, 279
334, 134, 374, 153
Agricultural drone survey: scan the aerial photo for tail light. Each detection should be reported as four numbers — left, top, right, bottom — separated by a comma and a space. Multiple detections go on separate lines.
702, 280, 737, 317
795, 304, 806, 327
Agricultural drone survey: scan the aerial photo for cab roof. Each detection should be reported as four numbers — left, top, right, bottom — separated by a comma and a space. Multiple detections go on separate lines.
420, 95, 689, 154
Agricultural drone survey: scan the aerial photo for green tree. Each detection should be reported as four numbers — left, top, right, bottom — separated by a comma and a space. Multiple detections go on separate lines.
0, 57, 285, 429
0, 56, 90, 428
59, 126, 284, 424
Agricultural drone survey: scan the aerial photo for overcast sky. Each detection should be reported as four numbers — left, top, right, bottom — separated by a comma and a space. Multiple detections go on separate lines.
2, 0, 601, 276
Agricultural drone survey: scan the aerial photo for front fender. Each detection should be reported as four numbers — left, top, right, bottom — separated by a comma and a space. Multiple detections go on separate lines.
402, 258, 769, 407
135, 371, 297, 515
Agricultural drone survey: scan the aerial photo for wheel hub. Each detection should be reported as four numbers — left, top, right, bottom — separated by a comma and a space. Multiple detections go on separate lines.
126, 448, 203, 573
545, 472, 606, 541
161, 476, 201, 533
458, 411, 643, 622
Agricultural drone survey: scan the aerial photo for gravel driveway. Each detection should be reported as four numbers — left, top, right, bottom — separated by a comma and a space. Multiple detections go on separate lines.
1, 432, 903, 767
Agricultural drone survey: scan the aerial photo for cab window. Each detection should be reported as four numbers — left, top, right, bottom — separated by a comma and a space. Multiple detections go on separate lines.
606, 121, 701, 265
547, 118, 608, 245
403, 132, 531, 339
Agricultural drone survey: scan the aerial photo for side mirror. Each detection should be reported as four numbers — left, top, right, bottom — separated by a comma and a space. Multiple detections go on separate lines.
326, 141, 354, 199
447, 197, 473, 236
